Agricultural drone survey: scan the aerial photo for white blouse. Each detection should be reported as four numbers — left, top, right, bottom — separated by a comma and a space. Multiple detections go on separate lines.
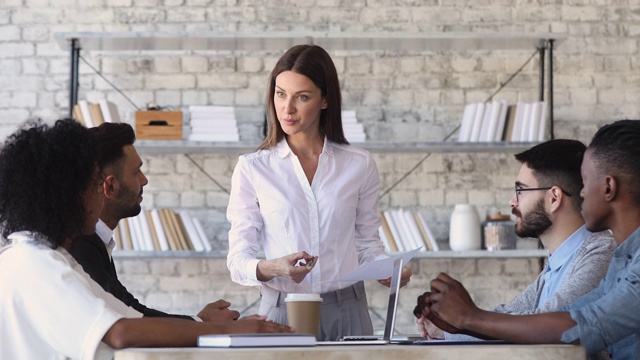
227, 138, 387, 294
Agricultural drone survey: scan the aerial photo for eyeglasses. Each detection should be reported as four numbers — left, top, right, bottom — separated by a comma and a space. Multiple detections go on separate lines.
515, 183, 572, 203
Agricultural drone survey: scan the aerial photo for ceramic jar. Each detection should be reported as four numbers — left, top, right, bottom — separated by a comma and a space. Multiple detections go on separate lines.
449, 204, 482, 251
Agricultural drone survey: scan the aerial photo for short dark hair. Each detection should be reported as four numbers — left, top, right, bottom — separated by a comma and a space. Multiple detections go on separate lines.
88, 122, 136, 173
589, 119, 640, 204
515, 139, 587, 212
260, 44, 347, 150
0, 119, 99, 248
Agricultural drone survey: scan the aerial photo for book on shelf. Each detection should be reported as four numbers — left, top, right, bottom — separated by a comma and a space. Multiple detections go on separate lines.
78, 100, 95, 128
113, 208, 211, 252
458, 101, 548, 143
150, 209, 170, 251
198, 333, 316, 348
178, 210, 204, 252
72, 104, 85, 127
98, 99, 121, 123
379, 209, 437, 253
89, 103, 105, 127
192, 217, 213, 252
379, 211, 398, 252
144, 210, 162, 251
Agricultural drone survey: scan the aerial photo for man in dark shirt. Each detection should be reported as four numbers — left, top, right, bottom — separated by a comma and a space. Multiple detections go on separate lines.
70, 122, 239, 322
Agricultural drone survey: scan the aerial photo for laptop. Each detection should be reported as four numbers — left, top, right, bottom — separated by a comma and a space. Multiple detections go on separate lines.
316, 257, 404, 345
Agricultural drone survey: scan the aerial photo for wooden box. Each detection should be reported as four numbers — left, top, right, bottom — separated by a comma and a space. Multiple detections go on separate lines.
135, 110, 183, 140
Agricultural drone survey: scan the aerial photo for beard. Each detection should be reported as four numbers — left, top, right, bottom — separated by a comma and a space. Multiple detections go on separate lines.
115, 184, 143, 219
513, 197, 552, 238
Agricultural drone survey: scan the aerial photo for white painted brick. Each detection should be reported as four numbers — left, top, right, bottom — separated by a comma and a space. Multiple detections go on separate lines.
0, 25, 20, 41
146, 259, 177, 276
389, 190, 419, 207
153, 57, 181, 73
117, 259, 151, 275
21, 57, 48, 75
167, 9, 206, 22
561, 6, 601, 21
146, 74, 196, 90
345, 57, 372, 75
0, 43, 34, 57
598, 88, 626, 105
182, 56, 208, 73
237, 56, 262, 73
180, 190, 206, 207
504, 258, 533, 275
444, 190, 468, 205
154, 192, 181, 207
206, 191, 232, 209
417, 189, 445, 207
206, 7, 257, 22
11, 92, 37, 107
115, 8, 165, 24
234, 88, 262, 106
155, 90, 182, 107
451, 58, 478, 73
0, 60, 20, 76
165, 0, 185, 6
199, 73, 248, 89
182, 90, 208, 105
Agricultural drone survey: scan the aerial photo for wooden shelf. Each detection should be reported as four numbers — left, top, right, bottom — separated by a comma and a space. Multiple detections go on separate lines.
112, 249, 548, 259
54, 31, 565, 53
135, 140, 542, 155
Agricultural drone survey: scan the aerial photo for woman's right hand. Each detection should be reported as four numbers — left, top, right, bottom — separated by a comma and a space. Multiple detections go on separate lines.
256, 251, 317, 283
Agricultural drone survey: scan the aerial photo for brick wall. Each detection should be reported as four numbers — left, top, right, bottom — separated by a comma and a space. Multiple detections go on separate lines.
2, 0, 638, 334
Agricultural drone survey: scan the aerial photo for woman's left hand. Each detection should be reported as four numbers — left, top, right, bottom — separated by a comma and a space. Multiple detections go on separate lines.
377, 266, 412, 288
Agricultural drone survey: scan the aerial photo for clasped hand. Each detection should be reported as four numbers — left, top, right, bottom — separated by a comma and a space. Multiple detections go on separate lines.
413, 272, 479, 337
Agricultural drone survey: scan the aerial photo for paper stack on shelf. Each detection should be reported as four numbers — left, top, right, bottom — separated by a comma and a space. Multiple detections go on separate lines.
187, 105, 239, 142
342, 110, 366, 143
113, 208, 212, 252
457, 101, 547, 142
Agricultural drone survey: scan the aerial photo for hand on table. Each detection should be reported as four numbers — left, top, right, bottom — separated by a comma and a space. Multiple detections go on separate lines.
197, 299, 240, 323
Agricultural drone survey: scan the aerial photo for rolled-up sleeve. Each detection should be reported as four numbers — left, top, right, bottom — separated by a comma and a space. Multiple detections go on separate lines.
561, 259, 640, 355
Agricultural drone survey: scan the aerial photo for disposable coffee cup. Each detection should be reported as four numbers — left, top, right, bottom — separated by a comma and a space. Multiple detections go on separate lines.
285, 293, 322, 336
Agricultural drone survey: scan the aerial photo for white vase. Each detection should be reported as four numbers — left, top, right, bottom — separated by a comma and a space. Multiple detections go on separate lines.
449, 204, 482, 251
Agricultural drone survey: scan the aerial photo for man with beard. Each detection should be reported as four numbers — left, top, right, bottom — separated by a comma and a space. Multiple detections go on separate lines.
417, 139, 615, 342
70, 123, 241, 322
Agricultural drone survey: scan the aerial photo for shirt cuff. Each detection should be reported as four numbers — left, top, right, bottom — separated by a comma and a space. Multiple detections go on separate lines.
192, 315, 203, 322
246, 258, 262, 282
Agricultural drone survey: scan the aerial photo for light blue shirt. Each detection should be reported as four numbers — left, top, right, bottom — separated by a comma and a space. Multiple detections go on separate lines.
561, 226, 640, 358
538, 225, 591, 308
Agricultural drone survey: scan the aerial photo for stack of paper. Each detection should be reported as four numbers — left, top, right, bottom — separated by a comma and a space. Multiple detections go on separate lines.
73, 99, 121, 128
342, 110, 366, 143
187, 106, 239, 142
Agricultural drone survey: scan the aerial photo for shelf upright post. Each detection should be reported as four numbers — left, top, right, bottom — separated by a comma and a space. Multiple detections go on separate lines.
548, 39, 555, 140
68, 38, 80, 118
538, 45, 545, 103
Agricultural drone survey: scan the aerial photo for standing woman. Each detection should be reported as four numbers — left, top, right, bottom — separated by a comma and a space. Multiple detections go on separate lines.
227, 44, 411, 340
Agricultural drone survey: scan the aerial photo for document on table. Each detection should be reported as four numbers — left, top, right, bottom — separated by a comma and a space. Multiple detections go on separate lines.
332, 247, 422, 282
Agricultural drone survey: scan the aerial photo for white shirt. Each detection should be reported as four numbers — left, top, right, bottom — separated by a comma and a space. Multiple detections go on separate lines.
0, 231, 142, 360
227, 138, 387, 294
95, 219, 115, 259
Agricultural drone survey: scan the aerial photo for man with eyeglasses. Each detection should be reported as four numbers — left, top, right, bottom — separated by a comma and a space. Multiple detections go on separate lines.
416, 120, 640, 359
417, 139, 615, 346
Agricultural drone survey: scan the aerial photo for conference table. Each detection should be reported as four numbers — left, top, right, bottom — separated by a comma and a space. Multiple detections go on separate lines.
115, 343, 586, 359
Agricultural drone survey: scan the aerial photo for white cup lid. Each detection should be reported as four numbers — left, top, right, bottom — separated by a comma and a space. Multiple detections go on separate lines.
284, 293, 323, 302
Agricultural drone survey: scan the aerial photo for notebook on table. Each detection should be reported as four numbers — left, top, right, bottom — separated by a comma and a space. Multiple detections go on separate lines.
316, 257, 405, 346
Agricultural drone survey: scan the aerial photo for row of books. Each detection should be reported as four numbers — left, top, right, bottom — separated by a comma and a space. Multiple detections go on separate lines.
113, 208, 212, 252
72, 99, 121, 128
457, 101, 548, 143
187, 105, 240, 142
379, 209, 439, 253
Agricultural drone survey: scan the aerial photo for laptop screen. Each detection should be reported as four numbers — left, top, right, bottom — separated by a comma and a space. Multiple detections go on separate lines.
383, 257, 403, 341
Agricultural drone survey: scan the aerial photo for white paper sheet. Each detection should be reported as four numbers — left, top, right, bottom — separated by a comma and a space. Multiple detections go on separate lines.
331, 247, 422, 282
